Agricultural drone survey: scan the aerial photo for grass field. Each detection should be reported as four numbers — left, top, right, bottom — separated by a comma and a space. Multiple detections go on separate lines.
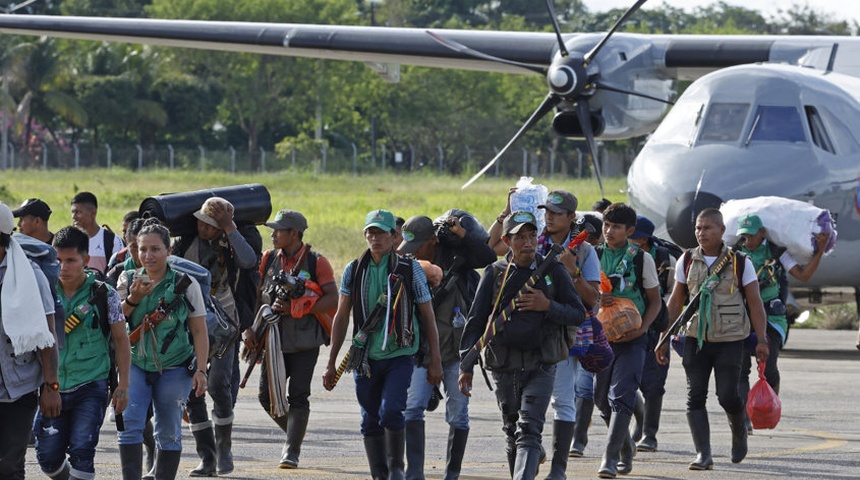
0, 168, 627, 277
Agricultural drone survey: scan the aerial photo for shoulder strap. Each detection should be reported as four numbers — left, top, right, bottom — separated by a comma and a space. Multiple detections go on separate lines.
634, 249, 644, 293
104, 229, 116, 261
683, 249, 693, 277
261, 250, 275, 276
595, 244, 604, 259
308, 251, 318, 281
89, 280, 111, 337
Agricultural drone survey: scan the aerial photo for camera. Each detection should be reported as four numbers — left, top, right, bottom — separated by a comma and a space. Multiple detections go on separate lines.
270, 271, 306, 301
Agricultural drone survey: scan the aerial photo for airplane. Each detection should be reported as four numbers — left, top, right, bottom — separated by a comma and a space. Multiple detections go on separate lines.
1, 0, 859, 317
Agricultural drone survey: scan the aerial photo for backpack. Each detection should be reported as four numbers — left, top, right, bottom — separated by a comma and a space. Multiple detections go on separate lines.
233, 223, 263, 331
595, 245, 669, 333
102, 226, 118, 265
433, 209, 490, 248
13, 234, 66, 348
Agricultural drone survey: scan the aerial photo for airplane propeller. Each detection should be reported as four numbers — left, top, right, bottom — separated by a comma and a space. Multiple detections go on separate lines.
431, 0, 670, 192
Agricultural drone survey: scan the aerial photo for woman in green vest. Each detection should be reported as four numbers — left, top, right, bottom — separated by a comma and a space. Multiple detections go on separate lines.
115, 220, 209, 480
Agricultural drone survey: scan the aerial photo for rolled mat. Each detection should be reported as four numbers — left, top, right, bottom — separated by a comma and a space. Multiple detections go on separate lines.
139, 184, 272, 237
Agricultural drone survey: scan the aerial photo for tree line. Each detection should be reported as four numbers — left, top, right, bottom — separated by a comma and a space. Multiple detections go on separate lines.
0, 0, 853, 172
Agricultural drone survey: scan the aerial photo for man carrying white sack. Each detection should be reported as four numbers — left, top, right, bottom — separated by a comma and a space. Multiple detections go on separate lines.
0, 201, 61, 480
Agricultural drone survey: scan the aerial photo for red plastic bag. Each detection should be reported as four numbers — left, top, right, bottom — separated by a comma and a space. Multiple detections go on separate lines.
747, 361, 781, 429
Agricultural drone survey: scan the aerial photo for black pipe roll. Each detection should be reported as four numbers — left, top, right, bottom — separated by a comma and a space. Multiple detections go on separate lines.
139, 183, 272, 237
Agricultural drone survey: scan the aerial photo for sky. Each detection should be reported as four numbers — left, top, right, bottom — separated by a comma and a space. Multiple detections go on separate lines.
582, 0, 860, 25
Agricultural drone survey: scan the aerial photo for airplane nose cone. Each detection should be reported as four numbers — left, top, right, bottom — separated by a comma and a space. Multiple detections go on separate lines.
666, 191, 723, 248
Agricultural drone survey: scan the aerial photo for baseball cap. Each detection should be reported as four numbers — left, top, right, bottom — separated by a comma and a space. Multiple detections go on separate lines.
0, 202, 13, 234
737, 214, 763, 236
539, 190, 578, 214
398, 215, 434, 254
364, 209, 396, 232
629, 215, 655, 240
503, 211, 538, 236
193, 197, 234, 229
266, 209, 308, 231
12, 198, 52, 221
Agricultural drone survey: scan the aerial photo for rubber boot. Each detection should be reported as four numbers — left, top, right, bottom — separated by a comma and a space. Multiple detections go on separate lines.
616, 421, 636, 475
118, 444, 143, 480
597, 411, 632, 479
686, 410, 713, 470
143, 419, 156, 473
273, 413, 289, 434
363, 435, 389, 480
442, 427, 469, 480
281, 409, 309, 469
738, 378, 753, 435
513, 444, 542, 480
635, 396, 663, 452
385, 428, 406, 480
47, 460, 70, 480
544, 420, 575, 480
404, 420, 425, 480
214, 417, 234, 474
143, 449, 157, 480
569, 397, 592, 457
727, 410, 748, 463
631, 392, 645, 443
155, 450, 182, 480
189, 421, 218, 477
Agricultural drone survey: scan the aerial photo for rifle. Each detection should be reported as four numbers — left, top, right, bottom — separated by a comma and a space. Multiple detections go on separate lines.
655, 239, 745, 352
128, 274, 192, 346
239, 244, 312, 388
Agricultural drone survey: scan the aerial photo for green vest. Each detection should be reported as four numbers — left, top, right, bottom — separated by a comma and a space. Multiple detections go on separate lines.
128, 268, 193, 372
742, 241, 788, 336
58, 273, 110, 390
600, 244, 646, 315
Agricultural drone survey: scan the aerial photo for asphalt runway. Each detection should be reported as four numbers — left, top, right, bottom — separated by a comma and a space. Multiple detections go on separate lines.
23, 329, 860, 479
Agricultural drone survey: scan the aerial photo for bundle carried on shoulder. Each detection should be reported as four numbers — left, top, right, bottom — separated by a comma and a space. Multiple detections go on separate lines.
721, 196, 836, 264
596, 272, 642, 342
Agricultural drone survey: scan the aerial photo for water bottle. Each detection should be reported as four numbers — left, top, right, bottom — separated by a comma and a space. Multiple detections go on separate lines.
510, 176, 548, 233
452, 306, 466, 328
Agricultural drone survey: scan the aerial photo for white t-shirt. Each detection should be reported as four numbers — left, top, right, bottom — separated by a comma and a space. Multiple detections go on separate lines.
87, 227, 125, 275
675, 252, 757, 287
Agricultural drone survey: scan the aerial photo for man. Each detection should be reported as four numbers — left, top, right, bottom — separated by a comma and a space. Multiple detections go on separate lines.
459, 211, 586, 480
656, 208, 770, 470
13, 198, 54, 244
70, 192, 124, 275
323, 209, 443, 480
398, 213, 495, 480
735, 214, 829, 421
0, 201, 60, 480
34, 226, 131, 480
594, 203, 662, 479
244, 209, 337, 470
627, 215, 675, 453
174, 197, 257, 476
107, 211, 141, 271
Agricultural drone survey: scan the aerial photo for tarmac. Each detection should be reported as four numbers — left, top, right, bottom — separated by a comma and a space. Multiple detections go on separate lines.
23, 328, 860, 479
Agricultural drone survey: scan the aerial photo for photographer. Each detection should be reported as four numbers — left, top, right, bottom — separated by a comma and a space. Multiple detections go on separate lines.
398, 213, 495, 480
243, 209, 337, 470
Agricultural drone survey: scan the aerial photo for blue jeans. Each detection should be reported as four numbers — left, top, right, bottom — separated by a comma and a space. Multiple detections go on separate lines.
119, 364, 192, 450
34, 380, 109, 479
550, 356, 593, 421
640, 330, 670, 400
405, 361, 469, 429
354, 355, 414, 437
594, 335, 646, 418
492, 364, 556, 464
187, 344, 236, 424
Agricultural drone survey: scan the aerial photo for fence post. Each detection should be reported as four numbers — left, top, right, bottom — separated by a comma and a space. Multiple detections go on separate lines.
409, 143, 415, 171
577, 149, 583, 178
168, 144, 174, 169
291, 146, 296, 169
493, 146, 500, 177
381, 144, 386, 172
438, 144, 444, 173
522, 148, 528, 176
136, 144, 143, 170
465, 146, 471, 173
8, 142, 14, 168
550, 144, 555, 178
352, 142, 358, 177
229, 146, 236, 173
260, 147, 266, 172
320, 145, 326, 174
41, 142, 47, 169
105, 143, 111, 170
198, 145, 205, 171
73, 144, 80, 170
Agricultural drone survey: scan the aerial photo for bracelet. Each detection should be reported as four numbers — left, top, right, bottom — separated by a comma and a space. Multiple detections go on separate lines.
496, 213, 508, 224
196, 369, 208, 376
125, 298, 139, 307
757, 337, 769, 345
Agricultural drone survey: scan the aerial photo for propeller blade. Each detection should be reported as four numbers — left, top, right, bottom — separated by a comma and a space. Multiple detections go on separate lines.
545, 0, 569, 58
576, 100, 605, 199
584, 0, 648, 64
462, 93, 561, 189
595, 80, 674, 105
426, 30, 547, 75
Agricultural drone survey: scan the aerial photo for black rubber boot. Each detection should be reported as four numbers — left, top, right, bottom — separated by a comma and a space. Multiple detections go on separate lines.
143, 419, 156, 473
273, 413, 289, 434
385, 428, 406, 480
214, 419, 234, 474
597, 411, 632, 479
443, 427, 469, 480
118, 444, 143, 480
404, 420, 425, 480
569, 397, 592, 458
616, 420, 636, 475
281, 408, 309, 469
631, 392, 645, 443
142, 449, 157, 480
727, 410, 748, 463
189, 421, 218, 477
544, 420, 575, 480
635, 396, 663, 452
686, 410, 713, 470
739, 378, 754, 435
155, 450, 182, 480
48, 460, 70, 480
363, 435, 389, 480
513, 444, 542, 480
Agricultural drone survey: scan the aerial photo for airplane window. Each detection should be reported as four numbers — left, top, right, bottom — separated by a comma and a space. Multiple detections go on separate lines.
809, 106, 860, 155
805, 106, 835, 154
698, 103, 749, 142
747, 105, 806, 143
647, 99, 702, 145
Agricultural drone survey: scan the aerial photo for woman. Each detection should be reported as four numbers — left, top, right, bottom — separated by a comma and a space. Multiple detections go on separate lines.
115, 219, 209, 480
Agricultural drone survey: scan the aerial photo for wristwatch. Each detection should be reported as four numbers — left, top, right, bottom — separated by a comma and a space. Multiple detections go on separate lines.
43, 381, 59, 392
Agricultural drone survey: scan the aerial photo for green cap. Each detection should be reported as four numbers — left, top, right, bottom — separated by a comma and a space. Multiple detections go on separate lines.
364, 209, 396, 232
737, 214, 763, 235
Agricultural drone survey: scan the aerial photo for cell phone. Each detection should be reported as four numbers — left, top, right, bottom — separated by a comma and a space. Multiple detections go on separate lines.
115, 411, 125, 431
137, 273, 151, 285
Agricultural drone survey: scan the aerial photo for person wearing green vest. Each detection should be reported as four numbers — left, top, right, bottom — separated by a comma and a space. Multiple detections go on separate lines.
33, 226, 131, 480
735, 214, 829, 428
115, 219, 209, 480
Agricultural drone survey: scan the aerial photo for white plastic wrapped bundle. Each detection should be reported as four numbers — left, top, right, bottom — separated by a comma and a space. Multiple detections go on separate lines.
510, 176, 548, 234
721, 196, 836, 264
